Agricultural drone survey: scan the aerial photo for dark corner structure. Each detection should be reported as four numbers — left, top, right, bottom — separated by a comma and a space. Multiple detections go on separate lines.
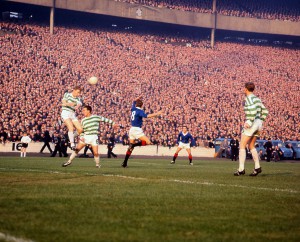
3, 0, 300, 47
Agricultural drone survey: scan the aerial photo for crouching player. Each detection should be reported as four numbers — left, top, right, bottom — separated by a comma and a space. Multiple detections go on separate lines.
171, 126, 196, 165
62, 105, 117, 168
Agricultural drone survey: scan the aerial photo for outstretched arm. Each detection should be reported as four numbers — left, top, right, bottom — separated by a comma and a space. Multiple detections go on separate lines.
147, 110, 163, 118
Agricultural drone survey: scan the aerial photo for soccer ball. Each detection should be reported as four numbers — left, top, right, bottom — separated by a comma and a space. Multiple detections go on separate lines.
88, 76, 98, 85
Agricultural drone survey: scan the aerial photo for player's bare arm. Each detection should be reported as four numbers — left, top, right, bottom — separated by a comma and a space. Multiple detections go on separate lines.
147, 110, 164, 118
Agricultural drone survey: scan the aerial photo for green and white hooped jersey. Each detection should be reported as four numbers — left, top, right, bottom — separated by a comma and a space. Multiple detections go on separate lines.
244, 94, 268, 126
62, 92, 82, 113
81, 115, 115, 135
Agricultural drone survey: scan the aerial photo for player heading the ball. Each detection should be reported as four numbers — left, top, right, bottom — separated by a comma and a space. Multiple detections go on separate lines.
61, 86, 83, 150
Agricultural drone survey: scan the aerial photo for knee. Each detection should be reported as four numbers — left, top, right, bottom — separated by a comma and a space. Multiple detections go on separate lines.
94, 153, 99, 157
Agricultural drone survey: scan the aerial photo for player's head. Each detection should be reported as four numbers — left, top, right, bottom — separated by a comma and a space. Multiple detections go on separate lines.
245, 82, 255, 92
72, 86, 82, 97
82, 105, 92, 117
136, 99, 143, 108
182, 126, 188, 132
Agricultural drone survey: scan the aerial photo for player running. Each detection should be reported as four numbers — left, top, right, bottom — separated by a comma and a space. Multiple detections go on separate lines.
62, 105, 117, 168
61, 86, 83, 150
234, 82, 268, 176
122, 97, 163, 168
171, 126, 196, 165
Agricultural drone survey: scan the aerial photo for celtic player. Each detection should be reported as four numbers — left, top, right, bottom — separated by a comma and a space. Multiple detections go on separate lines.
61, 86, 83, 150
234, 82, 268, 176
62, 105, 117, 168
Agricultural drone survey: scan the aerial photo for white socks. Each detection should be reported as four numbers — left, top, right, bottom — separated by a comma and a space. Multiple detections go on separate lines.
251, 148, 260, 169
68, 131, 75, 146
68, 151, 77, 162
239, 148, 261, 171
238, 149, 246, 171
20, 152, 26, 157
94, 156, 100, 166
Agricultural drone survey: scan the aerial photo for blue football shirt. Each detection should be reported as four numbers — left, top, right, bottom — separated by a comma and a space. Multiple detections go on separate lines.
177, 132, 196, 147
130, 101, 148, 128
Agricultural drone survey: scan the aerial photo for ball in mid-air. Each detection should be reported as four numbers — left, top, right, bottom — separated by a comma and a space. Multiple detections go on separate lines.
88, 76, 98, 85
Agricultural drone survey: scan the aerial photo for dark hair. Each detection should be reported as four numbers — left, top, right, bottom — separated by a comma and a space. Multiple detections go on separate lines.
83, 105, 92, 112
136, 99, 143, 108
245, 82, 255, 92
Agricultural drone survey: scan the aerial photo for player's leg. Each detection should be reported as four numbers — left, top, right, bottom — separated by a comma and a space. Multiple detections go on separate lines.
134, 135, 151, 146
122, 139, 135, 168
64, 118, 76, 148
122, 128, 147, 168
91, 145, 100, 168
248, 136, 262, 176
171, 147, 182, 164
186, 148, 193, 165
62, 142, 85, 167
234, 134, 252, 175
72, 120, 83, 135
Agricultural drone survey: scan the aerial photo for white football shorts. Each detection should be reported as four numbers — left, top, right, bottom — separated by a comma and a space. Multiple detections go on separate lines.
178, 142, 191, 149
79, 134, 99, 146
61, 110, 78, 122
129, 127, 145, 140
242, 119, 263, 137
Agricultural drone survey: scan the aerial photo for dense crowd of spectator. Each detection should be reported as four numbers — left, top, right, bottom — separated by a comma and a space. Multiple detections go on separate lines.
0, 20, 299, 147
118, 0, 300, 22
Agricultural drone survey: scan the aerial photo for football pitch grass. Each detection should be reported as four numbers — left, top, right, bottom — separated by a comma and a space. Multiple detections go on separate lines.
0, 156, 299, 242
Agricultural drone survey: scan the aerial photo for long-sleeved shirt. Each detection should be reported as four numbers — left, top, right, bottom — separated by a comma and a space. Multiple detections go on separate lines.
81, 115, 115, 135
177, 132, 196, 147
130, 101, 147, 128
62, 92, 82, 113
244, 93, 268, 126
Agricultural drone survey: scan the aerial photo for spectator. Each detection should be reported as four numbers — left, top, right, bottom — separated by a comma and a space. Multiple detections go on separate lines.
107, 135, 117, 158
264, 138, 273, 162
51, 132, 65, 157
230, 134, 239, 161
0, 20, 299, 149
39, 130, 53, 154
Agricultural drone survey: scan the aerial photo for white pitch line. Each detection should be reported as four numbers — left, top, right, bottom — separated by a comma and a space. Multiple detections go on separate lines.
0, 167, 299, 194
0, 232, 34, 242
